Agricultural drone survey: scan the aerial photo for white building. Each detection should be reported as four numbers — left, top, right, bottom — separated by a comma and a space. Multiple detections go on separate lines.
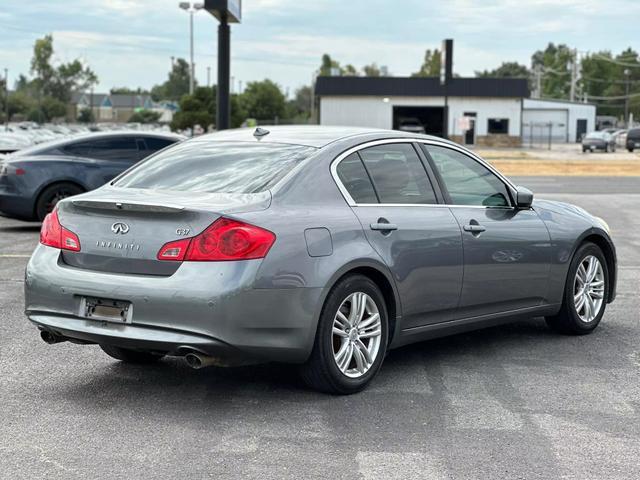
315, 76, 596, 146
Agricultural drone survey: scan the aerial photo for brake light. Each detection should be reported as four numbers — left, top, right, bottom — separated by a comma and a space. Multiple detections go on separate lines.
157, 218, 275, 262
40, 209, 81, 252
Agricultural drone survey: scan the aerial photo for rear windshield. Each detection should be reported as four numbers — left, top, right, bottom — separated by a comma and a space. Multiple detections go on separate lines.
629, 129, 640, 139
114, 141, 316, 194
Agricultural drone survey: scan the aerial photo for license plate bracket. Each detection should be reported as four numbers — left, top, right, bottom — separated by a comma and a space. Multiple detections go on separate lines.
80, 296, 132, 323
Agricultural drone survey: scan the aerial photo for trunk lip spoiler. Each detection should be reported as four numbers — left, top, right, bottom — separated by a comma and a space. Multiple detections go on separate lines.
71, 199, 185, 213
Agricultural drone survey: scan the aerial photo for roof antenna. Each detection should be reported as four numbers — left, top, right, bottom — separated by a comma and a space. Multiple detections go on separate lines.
253, 127, 270, 140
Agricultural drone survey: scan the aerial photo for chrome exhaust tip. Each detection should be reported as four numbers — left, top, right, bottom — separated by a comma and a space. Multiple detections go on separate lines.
184, 352, 218, 369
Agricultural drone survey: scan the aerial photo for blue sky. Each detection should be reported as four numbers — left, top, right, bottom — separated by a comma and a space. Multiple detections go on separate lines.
0, 0, 637, 96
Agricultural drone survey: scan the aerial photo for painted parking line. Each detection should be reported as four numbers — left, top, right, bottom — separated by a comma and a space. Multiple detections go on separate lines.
0, 254, 31, 258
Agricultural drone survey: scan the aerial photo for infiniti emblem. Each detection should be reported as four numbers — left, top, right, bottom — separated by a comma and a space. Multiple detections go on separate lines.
111, 222, 130, 235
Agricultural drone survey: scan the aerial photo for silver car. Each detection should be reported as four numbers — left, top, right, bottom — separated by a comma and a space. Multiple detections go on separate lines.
25, 126, 617, 394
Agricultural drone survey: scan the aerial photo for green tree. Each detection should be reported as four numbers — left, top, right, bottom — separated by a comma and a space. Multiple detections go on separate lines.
285, 85, 312, 119
581, 49, 640, 118
412, 49, 441, 77
111, 87, 148, 95
476, 62, 530, 78
128, 109, 162, 123
151, 58, 191, 101
531, 43, 574, 99
30, 35, 97, 103
77, 108, 94, 123
5, 91, 34, 121
343, 64, 358, 76
240, 79, 285, 121
319, 54, 342, 76
362, 63, 381, 77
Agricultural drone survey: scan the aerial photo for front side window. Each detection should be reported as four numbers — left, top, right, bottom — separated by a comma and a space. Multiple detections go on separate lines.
425, 145, 511, 207
115, 141, 316, 194
358, 143, 437, 204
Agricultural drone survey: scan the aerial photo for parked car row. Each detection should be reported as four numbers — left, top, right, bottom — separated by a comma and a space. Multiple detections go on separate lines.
581, 127, 640, 153
0, 131, 183, 221
0, 122, 172, 154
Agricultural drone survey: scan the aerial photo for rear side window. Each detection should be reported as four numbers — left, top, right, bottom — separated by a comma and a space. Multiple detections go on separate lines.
115, 141, 316, 194
629, 129, 640, 140
90, 137, 139, 162
358, 143, 437, 204
335, 153, 378, 204
144, 137, 177, 152
62, 141, 94, 157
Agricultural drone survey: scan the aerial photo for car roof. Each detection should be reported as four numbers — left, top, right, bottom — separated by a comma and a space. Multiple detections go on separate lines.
192, 125, 418, 148
9, 130, 184, 158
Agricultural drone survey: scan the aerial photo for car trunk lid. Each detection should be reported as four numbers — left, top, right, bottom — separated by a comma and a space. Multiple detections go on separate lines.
55, 187, 271, 275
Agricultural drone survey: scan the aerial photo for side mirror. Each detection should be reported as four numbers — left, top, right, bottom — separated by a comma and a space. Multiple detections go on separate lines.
515, 186, 534, 209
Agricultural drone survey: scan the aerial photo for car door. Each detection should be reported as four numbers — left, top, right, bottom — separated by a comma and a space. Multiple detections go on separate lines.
422, 143, 552, 319
334, 142, 463, 328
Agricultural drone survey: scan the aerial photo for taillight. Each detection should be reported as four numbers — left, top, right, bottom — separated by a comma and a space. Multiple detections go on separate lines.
157, 218, 275, 262
40, 209, 81, 252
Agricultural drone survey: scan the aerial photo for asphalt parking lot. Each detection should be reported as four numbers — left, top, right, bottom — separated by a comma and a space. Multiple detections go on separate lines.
1, 176, 639, 479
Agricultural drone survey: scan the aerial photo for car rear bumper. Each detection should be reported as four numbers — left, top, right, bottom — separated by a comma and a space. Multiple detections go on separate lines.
25, 245, 324, 363
0, 189, 34, 220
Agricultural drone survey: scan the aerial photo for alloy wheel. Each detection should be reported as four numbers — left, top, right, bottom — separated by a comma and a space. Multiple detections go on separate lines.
573, 255, 605, 323
332, 292, 382, 378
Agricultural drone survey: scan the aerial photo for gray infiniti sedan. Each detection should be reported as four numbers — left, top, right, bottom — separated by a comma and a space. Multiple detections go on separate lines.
25, 126, 617, 394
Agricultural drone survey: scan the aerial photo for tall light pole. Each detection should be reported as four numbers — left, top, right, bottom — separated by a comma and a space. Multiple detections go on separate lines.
179, 2, 204, 95
624, 69, 631, 128
203, 0, 242, 131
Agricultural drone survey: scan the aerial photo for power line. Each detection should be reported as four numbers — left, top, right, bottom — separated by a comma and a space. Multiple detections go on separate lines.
589, 53, 640, 68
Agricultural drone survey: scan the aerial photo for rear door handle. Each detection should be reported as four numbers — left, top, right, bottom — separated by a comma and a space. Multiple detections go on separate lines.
463, 224, 486, 233
370, 222, 398, 231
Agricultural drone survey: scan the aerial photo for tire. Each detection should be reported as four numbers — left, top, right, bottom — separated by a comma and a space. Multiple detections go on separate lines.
35, 182, 85, 221
604, 144, 610, 153
628, 147, 634, 153
546, 242, 609, 335
300, 274, 389, 394
100, 344, 165, 364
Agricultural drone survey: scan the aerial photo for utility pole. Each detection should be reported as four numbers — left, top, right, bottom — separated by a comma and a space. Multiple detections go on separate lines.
569, 48, 578, 102
534, 65, 542, 99
624, 69, 631, 128
207, 66, 211, 87
4, 68, 8, 131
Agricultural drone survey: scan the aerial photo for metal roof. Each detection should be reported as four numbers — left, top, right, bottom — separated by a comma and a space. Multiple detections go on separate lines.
315, 76, 530, 98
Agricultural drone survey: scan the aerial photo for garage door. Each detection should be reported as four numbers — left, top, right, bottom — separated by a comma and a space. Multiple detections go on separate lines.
522, 109, 568, 144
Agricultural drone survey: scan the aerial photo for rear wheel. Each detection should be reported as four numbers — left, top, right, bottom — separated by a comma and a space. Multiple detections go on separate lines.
100, 344, 165, 364
628, 147, 634, 153
546, 242, 608, 335
35, 182, 84, 221
300, 275, 388, 394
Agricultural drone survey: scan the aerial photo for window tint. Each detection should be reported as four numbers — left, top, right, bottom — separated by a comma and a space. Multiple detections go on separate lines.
62, 141, 94, 157
359, 143, 437, 204
336, 153, 378, 203
425, 145, 511, 207
144, 137, 177, 152
115, 141, 315, 194
90, 137, 139, 161
488, 118, 509, 134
